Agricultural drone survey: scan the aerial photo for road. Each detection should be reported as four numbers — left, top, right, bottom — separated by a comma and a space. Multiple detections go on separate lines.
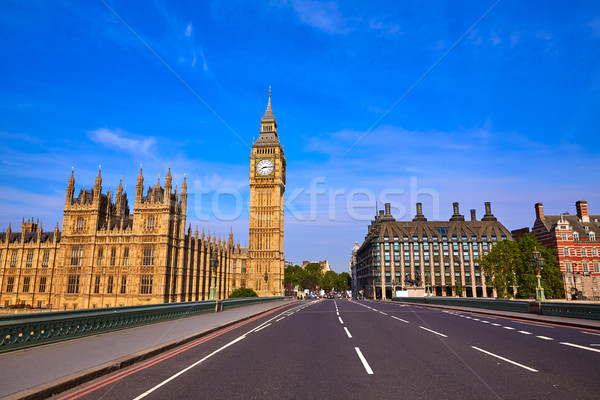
55, 299, 600, 400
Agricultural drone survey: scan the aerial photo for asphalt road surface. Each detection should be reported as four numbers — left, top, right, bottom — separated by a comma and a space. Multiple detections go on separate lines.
55, 299, 600, 400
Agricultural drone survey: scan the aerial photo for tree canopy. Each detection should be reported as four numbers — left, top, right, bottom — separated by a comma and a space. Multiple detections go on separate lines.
228, 287, 258, 298
479, 233, 565, 299
284, 263, 350, 292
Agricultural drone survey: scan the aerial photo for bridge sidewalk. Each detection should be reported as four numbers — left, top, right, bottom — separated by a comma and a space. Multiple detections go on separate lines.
0, 300, 292, 400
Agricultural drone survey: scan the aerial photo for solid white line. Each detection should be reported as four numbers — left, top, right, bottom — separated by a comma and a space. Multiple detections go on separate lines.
419, 326, 447, 338
560, 342, 600, 353
133, 335, 246, 399
472, 346, 538, 372
536, 336, 554, 340
355, 347, 374, 374
275, 317, 285, 322
338, 316, 344, 324
391, 316, 409, 323
590, 344, 600, 347
254, 323, 272, 332
581, 331, 600, 337
344, 327, 352, 338
518, 331, 532, 335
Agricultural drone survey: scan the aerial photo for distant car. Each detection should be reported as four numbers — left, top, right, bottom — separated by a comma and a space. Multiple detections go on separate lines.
327, 293, 334, 299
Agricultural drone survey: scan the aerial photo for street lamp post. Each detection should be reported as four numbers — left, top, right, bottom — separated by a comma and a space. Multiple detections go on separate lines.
530, 248, 546, 302
209, 253, 218, 301
264, 272, 268, 297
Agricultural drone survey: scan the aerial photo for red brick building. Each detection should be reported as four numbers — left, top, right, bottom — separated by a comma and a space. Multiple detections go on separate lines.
532, 200, 600, 300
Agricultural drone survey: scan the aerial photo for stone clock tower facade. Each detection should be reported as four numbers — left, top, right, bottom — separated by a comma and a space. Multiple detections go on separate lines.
248, 89, 286, 296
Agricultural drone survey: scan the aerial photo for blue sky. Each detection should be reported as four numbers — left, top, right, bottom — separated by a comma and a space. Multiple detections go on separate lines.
1, 1, 599, 272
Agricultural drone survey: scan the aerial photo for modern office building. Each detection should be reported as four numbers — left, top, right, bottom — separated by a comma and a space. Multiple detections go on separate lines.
355, 202, 512, 299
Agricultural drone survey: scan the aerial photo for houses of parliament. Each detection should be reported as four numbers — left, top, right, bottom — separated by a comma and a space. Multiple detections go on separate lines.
0, 92, 286, 310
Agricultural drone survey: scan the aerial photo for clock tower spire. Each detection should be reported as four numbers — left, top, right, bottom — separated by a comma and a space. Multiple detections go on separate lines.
248, 88, 286, 296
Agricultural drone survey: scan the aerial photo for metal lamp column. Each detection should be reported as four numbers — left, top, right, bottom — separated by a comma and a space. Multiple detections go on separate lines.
530, 248, 546, 302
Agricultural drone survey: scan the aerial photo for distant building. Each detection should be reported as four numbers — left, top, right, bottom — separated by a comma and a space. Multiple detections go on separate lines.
531, 201, 600, 300
349, 241, 359, 297
355, 202, 511, 299
301, 260, 331, 273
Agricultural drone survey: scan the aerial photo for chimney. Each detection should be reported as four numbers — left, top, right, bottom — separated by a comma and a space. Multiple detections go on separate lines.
412, 202, 427, 222
380, 203, 396, 222
481, 202, 498, 222
470, 209, 477, 221
535, 203, 544, 220
576, 200, 590, 223
450, 202, 465, 221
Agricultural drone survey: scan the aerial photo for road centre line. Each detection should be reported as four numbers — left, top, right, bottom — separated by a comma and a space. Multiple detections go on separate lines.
344, 327, 353, 338
518, 331, 532, 335
503, 326, 515, 330
379, 311, 388, 315
338, 316, 344, 324
536, 336, 554, 340
560, 342, 600, 353
275, 317, 285, 322
133, 335, 247, 399
355, 347, 374, 374
419, 326, 448, 338
472, 346, 538, 372
391, 316, 409, 323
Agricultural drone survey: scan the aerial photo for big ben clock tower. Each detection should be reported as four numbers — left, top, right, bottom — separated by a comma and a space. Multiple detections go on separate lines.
248, 88, 286, 296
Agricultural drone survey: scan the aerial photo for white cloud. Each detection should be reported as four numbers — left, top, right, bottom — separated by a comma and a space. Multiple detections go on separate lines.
185, 23, 192, 37
368, 18, 401, 37
87, 128, 157, 157
490, 31, 501, 46
287, 0, 349, 34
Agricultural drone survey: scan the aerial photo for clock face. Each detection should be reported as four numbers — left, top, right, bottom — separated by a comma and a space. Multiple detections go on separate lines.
256, 158, 274, 176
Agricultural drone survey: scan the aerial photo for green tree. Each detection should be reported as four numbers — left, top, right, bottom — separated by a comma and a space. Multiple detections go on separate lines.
455, 284, 463, 297
229, 287, 258, 298
321, 270, 338, 291
479, 233, 565, 300
283, 264, 305, 288
514, 233, 564, 299
479, 240, 520, 299
336, 272, 350, 292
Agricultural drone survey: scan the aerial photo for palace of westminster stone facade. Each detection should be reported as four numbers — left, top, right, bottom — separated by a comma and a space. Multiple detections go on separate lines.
0, 92, 286, 310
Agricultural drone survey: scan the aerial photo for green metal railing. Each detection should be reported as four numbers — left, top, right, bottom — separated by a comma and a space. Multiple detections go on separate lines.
0, 297, 283, 353
392, 297, 600, 320
541, 302, 600, 320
